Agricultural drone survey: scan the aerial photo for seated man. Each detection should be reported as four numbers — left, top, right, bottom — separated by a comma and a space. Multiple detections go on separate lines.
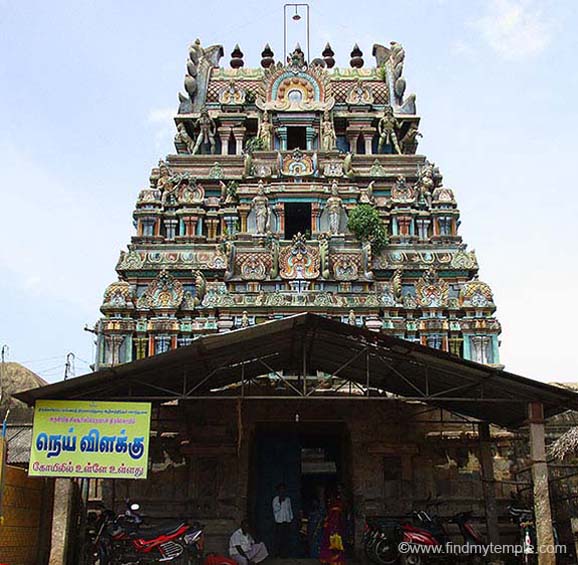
229, 519, 269, 565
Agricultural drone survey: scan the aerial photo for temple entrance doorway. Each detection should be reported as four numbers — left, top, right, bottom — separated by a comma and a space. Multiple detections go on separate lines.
249, 422, 352, 559
284, 202, 311, 239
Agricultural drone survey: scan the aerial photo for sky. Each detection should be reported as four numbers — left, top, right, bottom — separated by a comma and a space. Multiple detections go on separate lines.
0, 0, 577, 383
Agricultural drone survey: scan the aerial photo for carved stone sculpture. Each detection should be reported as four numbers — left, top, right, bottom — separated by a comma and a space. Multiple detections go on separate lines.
269, 237, 280, 278
252, 181, 270, 234
192, 270, 206, 306
222, 239, 236, 280
326, 181, 343, 236
390, 41, 406, 105
174, 123, 194, 153
391, 268, 403, 303
343, 152, 355, 179
415, 162, 435, 209
319, 234, 330, 279
401, 123, 422, 154
258, 111, 273, 150
243, 151, 254, 178
362, 240, 373, 280
378, 106, 401, 154
360, 181, 375, 204
179, 39, 224, 114
321, 110, 337, 151
192, 107, 216, 155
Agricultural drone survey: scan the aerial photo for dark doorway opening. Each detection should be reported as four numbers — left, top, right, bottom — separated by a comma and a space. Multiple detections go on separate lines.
249, 422, 353, 559
287, 127, 307, 150
284, 202, 311, 239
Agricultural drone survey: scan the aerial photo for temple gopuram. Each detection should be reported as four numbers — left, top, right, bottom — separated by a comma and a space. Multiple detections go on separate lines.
95, 40, 501, 370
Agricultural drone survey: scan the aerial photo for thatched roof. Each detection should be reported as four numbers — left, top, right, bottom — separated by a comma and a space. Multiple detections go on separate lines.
550, 426, 578, 461
0, 362, 47, 423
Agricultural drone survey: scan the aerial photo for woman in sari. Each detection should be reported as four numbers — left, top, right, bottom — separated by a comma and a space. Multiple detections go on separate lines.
318, 490, 346, 565
307, 496, 326, 558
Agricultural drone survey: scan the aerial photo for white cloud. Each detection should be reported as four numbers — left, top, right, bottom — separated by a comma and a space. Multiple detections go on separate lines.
474, 0, 551, 60
147, 106, 175, 152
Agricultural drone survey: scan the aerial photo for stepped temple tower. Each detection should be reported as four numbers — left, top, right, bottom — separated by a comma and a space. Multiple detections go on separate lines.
95, 40, 501, 370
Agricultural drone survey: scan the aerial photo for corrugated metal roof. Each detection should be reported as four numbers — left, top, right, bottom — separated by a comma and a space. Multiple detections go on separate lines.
13, 313, 578, 429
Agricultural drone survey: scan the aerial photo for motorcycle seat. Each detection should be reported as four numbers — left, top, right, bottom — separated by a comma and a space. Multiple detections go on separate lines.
137, 520, 187, 539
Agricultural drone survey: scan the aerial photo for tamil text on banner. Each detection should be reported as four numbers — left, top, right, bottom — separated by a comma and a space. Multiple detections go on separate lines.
29, 400, 151, 479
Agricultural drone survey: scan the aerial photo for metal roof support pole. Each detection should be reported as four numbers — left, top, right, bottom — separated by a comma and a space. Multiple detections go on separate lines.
365, 349, 370, 398
478, 422, 500, 553
528, 401, 555, 565
302, 338, 307, 396
48, 478, 75, 565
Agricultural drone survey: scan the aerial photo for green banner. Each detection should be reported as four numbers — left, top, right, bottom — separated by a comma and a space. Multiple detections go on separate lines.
29, 400, 151, 479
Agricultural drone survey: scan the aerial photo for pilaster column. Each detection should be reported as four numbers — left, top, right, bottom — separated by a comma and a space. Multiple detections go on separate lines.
277, 127, 288, 151
238, 205, 250, 234
135, 337, 148, 360
528, 402, 555, 565
182, 216, 197, 237
232, 126, 246, 155
363, 131, 373, 154
306, 126, 317, 150
275, 202, 285, 234
347, 132, 360, 153
164, 218, 178, 240
311, 202, 321, 233
49, 479, 74, 565
432, 215, 440, 236
479, 423, 500, 550
218, 126, 232, 155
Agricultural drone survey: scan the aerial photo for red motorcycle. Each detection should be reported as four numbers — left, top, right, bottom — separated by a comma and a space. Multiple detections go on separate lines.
86, 501, 204, 564
399, 509, 486, 565
365, 508, 485, 565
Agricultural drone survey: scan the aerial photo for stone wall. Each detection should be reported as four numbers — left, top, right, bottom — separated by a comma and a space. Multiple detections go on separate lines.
102, 398, 518, 554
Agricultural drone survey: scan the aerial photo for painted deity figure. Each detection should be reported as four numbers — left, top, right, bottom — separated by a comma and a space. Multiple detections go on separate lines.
343, 152, 354, 179
401, 123, 422, 153
156, 161, 172, 192
362, 239, 373, 280
174, 123, 194, 153
258, 111, 273, 149
192, 106, 216, 154
415, 162, 435, 209
243, 150, 254, 178
326, 181, 343, 236
321, 110, 337, 151
360, 181, 375, 204
378, 106, 402, 155
252, 181, 270, 234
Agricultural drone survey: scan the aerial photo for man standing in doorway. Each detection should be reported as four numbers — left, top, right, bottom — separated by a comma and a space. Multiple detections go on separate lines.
272, 482, 293, 558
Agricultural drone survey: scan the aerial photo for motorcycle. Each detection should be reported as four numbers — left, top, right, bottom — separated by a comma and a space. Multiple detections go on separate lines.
508, 501, 537, 565
508, 493, 566, 564
85, 500, 204, 564
364, 506, 486, 565
401, 509, 486, 564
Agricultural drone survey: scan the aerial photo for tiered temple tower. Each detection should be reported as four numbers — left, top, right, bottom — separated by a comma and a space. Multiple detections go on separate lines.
95, 40, 501, 369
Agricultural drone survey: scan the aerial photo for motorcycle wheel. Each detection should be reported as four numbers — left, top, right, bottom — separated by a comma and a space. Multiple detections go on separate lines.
399, 554, 423, 565
365, 540, 379, 563
373, 538, 399, 565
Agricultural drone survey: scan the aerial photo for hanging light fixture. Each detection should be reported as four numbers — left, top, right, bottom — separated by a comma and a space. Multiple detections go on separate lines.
284, 4, 310, 63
